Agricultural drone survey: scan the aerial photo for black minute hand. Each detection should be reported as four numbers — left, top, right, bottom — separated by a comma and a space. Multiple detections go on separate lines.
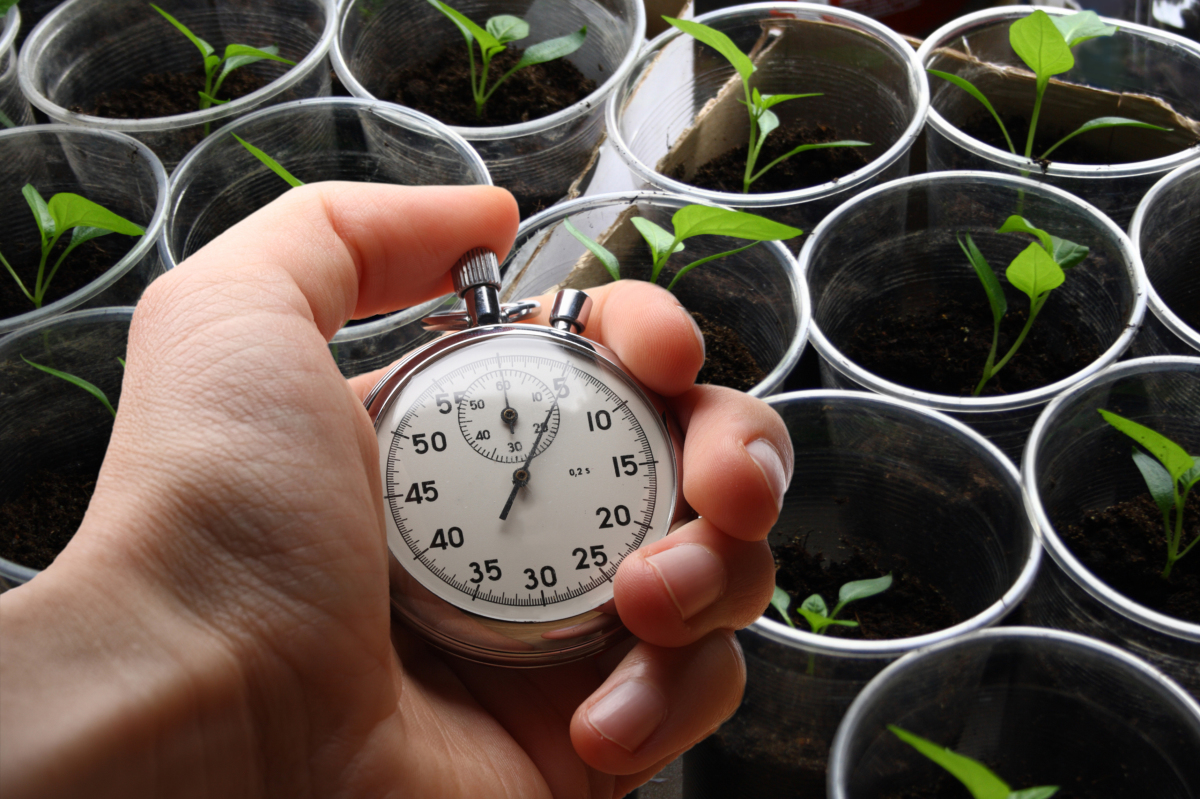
499, 400, 558, 521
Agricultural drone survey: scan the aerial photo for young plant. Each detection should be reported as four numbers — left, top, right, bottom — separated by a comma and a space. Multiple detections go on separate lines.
1, 185, 145, 311
889, 726, 1059, 799
563, 205, 801, 292
232, 134, 304, 187
1099, 409, 1200, 580
928, 10, 1170, 163
427, 0, 587, 118
663, 16, 870, 194
22, 355, 120, 417
958, 215, 1089, 396
770, 573, 893, 635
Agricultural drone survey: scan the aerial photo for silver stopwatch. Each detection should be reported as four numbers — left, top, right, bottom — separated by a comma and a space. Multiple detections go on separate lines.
364, 249, 681, 667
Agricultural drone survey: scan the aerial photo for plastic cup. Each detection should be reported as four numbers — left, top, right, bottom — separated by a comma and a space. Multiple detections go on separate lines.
828, 627, 1200, 798
0, 125, 168, 336
917, 5, 1200, 229
0, 307, 132, 590
1021, 356, 1200, 697
605, 2, 929, 237
19, 0, 337, 169
498, 190, 809, 398
681, 390, 1039, 799
799, 170, 1146, 460
332, 0, 644, 219
0, 7, 33, 129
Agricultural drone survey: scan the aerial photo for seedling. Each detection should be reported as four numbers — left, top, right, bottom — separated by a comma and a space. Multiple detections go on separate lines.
1, 185, 144, 311
958, 215, 1088, 396
232, 134, 304, 187
889, 726, 1059, 799
929, 10, 1170, 163
22, 355, 120, 417
1099, 409, 1200, 580
427, 0, 587, 118
770, 573, 892, 635
563, 205, 801, 291
664, 16, 870, 194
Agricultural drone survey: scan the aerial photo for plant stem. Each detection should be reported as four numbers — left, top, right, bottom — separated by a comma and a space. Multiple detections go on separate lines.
973, 325, 1002, 396
981, 294, 1045, 389
0, 248, 35, 305
1024, 84, 1046, 161
742, 81, 758, 194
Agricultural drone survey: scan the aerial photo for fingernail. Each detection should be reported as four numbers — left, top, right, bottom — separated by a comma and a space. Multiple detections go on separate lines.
586, 681, 668, 753
647, 543, 725, 621
746, 438, 789, 510
678, 303, 705, 359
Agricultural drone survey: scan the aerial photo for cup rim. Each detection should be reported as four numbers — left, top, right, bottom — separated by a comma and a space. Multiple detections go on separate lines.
18, 0, 339, 131
0, 125, 169, 335
746, 389, 1042, 659
331, 0, 645, 142
603, 1, 931, 208
1022, 354, 1200, 642
798, 169, 1148, 412
2, 6, 19, 56
916, 4, 1200, 179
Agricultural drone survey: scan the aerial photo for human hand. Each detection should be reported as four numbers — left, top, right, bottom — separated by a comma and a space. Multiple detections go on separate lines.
0, 183, 793, 799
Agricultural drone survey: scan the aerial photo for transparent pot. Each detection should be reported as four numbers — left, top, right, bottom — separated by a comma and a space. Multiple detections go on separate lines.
605, 3, 929, 238
499, 191, 808, 398
1021, 356, 1200, 697
1127, 159, 1200, 355
19, 0, 337, 169
0, 307, 132, 591
332, 0, 644, 220
681, 390, 1040, 799
0, 125, 168, 336
918, 5, 1200, 229
828, 627, 1200, 798
799, 170, 1145, 460
0, 7, 33, 129
161, 97, 492, 378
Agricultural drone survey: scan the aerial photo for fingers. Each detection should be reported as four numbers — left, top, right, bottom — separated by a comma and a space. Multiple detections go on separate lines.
571, 631, 745, 776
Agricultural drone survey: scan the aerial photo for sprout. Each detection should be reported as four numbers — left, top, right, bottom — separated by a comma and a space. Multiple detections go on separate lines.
770, 573, 892, 635
889, 725, 1059, 799
22, 356, 120, 417
232, 134, 304, 188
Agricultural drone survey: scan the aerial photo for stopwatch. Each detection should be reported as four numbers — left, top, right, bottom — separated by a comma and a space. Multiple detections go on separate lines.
364, 249, 682, 667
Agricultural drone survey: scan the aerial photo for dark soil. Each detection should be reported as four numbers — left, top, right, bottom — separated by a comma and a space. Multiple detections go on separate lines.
76, 65, 270, 119
384, 44, 597, 128
1167, 260, 1200, 331
961, 111, 1197, 167
839, 295, 1101, 397
1058, 490, 1200, 624
766, 532, 962, 639
0, 468, 95, 571
693, 311, 766, 392
0, 236, 136, 321
675, 124, 872, 194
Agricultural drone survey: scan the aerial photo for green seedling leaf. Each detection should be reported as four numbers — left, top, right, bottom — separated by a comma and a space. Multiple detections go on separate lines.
48, 194, 144, 237
1051, 10, 1117, 48
1010, 10, 1075, 91
151, 3, 214, 57
997, 215, 1053, 254
22, 356, 116, 417
1006, 242, 1064, 301
631, 217, 684, 263
563, 218, 620, 281
220, 43, 295, 80
838, 573, 893, 604
1050, 236, 1089, 269
486, 14, 528, 44
68, 226, 116, 250
888, 726, 1012, 799
927, 69, 1015, 154
1039, 116, 1173, 161
0, 109, 15, 128
1131, 447, 1177, 523
770, 586, 795, 627
757, 107, 780, 139
757, 92, 821, 110
197, 91, 229, 105
801, 593, 828, 617
429, 0, 500, 51
1099, 409, 1196, 482
22, 183, 54, 243
749, 140, 871, 184
514, 26, 587, 69
959, 233, 1007, 326
232, 133, 305, 188
670, 205, 802, 243
664, 16, 754, 82
1009, 789, 1060, 799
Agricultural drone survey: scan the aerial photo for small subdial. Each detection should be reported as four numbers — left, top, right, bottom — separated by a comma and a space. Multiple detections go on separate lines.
457, 369, 561, 463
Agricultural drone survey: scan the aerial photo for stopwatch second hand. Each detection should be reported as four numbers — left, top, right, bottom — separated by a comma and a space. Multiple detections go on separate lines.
499, 400, 557, 521
499, 356, 517, 433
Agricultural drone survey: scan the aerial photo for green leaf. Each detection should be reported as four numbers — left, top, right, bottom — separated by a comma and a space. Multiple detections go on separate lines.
888, 726, 1012, 799
68, 226, 115, 250
429, 0, 500, 52
231, 134, 305, 188
800, 593, 828, 617
513, 26, 587, 70
22, 356, 116, 417
197, 90, 230, 105
671, 205, 802, 243
1099, 409, 1196, 482
1006, 242, 1064, 301
486, 14, 528, 44
757, 108, 780, 139
47, 194, 144, 237
1051, 10, 1116, 48
996, 215, 1053, 254
632, 217, 684, 264
749, 140, 871, 184
0, 109, 16, 129
959, 233, 1007, 327
150, 4, 214, 58
220, 43, 295, 80
563, 218, 620, 282
1131, 447, 1177, 523
757, 92, 821, 110
797, 606, 830, 633
927, 69, 1015, 154
1050, 236, 1089, 269
838, 573, 892, 605
664, 16, 755, 83
1010, 10, 1075, 92
22, 184, 54, 243
1184, 459, 1200, 491
1009, 788, 1060, 799
1038, 116, 1174, 161
770, 586, 795, 627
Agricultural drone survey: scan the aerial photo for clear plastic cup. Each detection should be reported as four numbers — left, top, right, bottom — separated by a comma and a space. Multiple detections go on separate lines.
681, 390, 1040, 799
917, 5, 1200, 229
605, 3, 929, 237
162, 97, 492, 378
0, 307, 132, 590
19, 0, 337, 169
498, 191, 809, 398
0, 125, 168, 336
332, 0, 644, 219
0, 7, 33, 129
828, 627, 1200, 798
798, 170, 1146, 461
1021, 356, 1200, 697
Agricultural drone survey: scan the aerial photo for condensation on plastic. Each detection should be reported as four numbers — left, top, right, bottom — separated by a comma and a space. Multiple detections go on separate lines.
0, 8, 34, 129
497, 191, 808, 398
19, 0, 336, 169
604, 2, 929, 236
332, 0, 643, 215
917, 5, 1200, 229
828, 627, 1200, 798
1021, 356, 1200, 697
798, 170, 1146, 460
681, 391, 1039, 799
0, 126, 168, 335
0, 307, 133, 590
161, 97, 492, 378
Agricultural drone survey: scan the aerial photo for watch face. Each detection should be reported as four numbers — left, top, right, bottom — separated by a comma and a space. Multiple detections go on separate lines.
374, 327, 677, 623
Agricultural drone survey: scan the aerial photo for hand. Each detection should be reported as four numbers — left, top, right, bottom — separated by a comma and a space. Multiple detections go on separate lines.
0, 183, 793, 799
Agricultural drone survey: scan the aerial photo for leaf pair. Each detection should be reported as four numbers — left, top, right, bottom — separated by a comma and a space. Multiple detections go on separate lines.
769, 573, 892, 635
888, 726, 1059, 799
